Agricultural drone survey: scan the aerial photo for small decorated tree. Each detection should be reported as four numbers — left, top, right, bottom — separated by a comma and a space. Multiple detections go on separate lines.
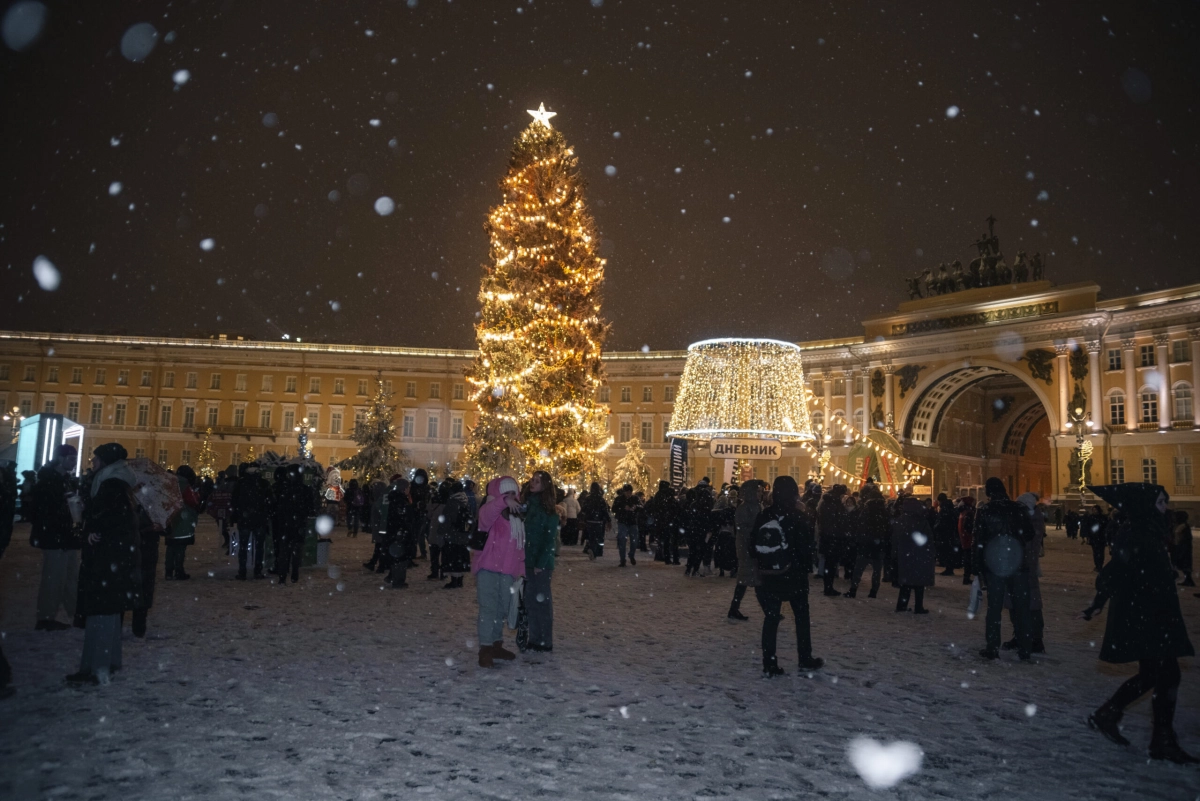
195, 428, 218, 479
337, 371, 409, 482
612, 437, 652, 495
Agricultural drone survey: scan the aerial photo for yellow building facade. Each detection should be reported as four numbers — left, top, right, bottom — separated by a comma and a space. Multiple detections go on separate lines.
1, 279, 1197, 508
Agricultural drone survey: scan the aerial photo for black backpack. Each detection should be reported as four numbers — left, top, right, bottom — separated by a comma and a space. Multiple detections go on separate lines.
754, 513, 794, 576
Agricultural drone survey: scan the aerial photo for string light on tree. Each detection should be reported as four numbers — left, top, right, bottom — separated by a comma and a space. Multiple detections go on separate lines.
338, 370, 410, 482
461, 104, 612, 484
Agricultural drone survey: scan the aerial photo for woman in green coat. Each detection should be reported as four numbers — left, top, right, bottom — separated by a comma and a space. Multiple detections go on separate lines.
523, 470, 560, 653
1082, 483, 1196, 763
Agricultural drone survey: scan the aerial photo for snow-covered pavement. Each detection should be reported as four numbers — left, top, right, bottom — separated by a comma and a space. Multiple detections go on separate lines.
2, 520, 1198, 800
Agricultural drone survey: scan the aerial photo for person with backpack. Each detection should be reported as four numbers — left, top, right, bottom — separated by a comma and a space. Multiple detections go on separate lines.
440, 480, 473, 589
751, 475, 824, 677
230, 463, 271, 580
974, 477, 1036, 661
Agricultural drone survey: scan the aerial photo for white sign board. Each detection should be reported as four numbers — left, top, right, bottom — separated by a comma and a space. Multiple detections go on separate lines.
709, 438, 783, 461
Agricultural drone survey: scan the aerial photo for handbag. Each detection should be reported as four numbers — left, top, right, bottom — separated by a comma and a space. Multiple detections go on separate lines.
468, 529, 489, 551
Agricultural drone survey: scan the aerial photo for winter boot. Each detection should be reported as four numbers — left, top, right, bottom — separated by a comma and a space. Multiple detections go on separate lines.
1088, 703, 1130, 746
798, 656, 825, 670
492, 641, 517, 660
979, 647, 999, 660
727, 607, 749, 622
867, 588, 878, 599
630, 553, 636, 566
478, 646, 495, 669
1149, 726, 1200, 763
843, 584, 858, 599
762, 658, 786, 678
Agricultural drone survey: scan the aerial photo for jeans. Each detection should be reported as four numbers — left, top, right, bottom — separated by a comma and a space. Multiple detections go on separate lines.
616, 522, 637, 564
526, 569, 554, 649
476, 569, 516, 644
36, 549, 79, 622
985, 570, 1031, 653
238, 526, 266, 576
80, 614, 122, 674
755, 579, 813, 664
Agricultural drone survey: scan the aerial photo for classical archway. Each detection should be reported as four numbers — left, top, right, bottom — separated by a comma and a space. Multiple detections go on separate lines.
898, 360, 1058, 498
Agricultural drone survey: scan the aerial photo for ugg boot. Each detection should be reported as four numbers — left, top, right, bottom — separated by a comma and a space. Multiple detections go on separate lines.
1087, 702, 1129, 746
492, 641, 517, 660
478, 645, 495, 668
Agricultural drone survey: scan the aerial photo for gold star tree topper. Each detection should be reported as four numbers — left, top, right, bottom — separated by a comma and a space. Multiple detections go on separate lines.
527, 102, 557, 128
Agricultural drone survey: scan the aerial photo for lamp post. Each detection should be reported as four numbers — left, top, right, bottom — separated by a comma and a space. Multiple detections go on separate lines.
810, 421, 832, 484
3, 405, 25, 444
294, 416, 312, 459
1065, 402, 1095, 494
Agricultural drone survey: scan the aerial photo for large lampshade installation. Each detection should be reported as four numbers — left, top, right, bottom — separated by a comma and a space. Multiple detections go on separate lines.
666, 338, 814, 442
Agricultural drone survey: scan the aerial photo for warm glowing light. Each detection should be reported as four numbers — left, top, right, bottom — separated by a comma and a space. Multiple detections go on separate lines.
527, 102, 557, 128
667, 338, 814, 442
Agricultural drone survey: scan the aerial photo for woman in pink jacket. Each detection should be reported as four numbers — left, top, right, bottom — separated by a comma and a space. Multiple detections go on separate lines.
473, 476, 525, 668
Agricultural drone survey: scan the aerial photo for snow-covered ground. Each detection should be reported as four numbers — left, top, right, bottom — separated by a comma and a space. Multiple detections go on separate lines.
1, 519, 1198, 800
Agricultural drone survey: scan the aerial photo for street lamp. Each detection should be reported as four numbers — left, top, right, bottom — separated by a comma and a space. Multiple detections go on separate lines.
3, 405, 25, 444
294, 416, 312, 459
1064, 402, 1095, 494
810, 421, 832, 483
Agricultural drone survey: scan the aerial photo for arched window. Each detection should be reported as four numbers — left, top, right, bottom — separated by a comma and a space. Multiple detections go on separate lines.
1107, 390, 1125, 426
853, 409, 864, 430
1139, 388, 1159, 424
1173, 382, 1193, 422
811, 410, 825, 433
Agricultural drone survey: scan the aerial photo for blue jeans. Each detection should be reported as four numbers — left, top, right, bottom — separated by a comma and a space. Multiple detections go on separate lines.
617, 522, 637, 563
475, 569, 516, 644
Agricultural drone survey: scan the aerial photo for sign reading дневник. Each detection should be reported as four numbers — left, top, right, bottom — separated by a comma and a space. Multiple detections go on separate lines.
709, 438, 783, 460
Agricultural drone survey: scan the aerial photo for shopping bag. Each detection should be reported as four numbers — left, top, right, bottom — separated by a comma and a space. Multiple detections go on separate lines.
967, 576, 982, 618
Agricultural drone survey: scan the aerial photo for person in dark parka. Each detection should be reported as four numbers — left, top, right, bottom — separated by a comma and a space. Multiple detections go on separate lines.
816, 484, 849, 596
70, 443, 143, 685
847, 482, 889, 599
934, 493, 959, 575
384, 476, 414, 588
973, 477, 1035, 661
751, 475, 824, 676
1082, 484, 1197, 764
646, 480, 680, 565
29, 444, 81, 630
230, 463, 272, 580
728, 480, 763, 621
891, 493, 934, 613
276, 466, 315, 585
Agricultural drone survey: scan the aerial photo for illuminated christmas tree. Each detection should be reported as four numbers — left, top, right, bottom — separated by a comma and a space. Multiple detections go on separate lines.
462, 104, 612, 484
338, 371, 408, 482
612, 437, 652, 495
195, 428, 218, 479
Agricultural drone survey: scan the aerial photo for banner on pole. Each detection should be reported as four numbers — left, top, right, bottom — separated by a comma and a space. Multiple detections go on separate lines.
669, 438, 688, 488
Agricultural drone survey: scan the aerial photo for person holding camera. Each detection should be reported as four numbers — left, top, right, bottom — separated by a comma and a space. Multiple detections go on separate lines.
472, 476, 526, 667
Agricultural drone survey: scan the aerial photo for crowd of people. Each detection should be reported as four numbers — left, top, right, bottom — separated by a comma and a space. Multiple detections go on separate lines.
0, 443, 1196, 763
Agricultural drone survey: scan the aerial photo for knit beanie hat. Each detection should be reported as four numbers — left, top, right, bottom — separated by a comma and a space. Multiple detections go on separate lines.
498, 476, 520, 496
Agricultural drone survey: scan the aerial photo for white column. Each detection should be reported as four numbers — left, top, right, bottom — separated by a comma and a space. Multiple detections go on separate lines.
822, 370, 833, 424
1123, 338, 1137, 432
884, 365, 895, 431
1156, 334, 1172, 429
1087, 341, 1102, 423
843, 367, 856, 443
1192, 330, 1200, 428
1055, 343, 1070, 433
861, 367, 872, 435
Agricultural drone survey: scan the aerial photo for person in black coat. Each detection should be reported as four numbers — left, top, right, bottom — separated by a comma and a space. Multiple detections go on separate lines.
579, 482, 610, 559
816, 484, 849, 596
973, 477, 1035, 661
70, 443, 143, 685
933, 493, 959, 575
1082, 484, 1197, 764
751, 475, 824, 677
385, 477, 414, 588
276, 466, 315, 585
29, 444, 81, 630
231, 463, 272, 580
646, 481, 680, 564
0, 461, 17, 698
683, 485, 714, 577
410, 468, 431, 561
847, 483, 889, 599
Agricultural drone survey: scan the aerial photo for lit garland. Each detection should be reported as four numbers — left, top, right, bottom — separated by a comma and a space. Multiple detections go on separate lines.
666, 338, 814, 442
460, 107, 613, 485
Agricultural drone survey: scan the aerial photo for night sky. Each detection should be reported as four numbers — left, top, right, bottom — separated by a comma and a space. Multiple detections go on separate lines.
2, 1, 1198, 350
